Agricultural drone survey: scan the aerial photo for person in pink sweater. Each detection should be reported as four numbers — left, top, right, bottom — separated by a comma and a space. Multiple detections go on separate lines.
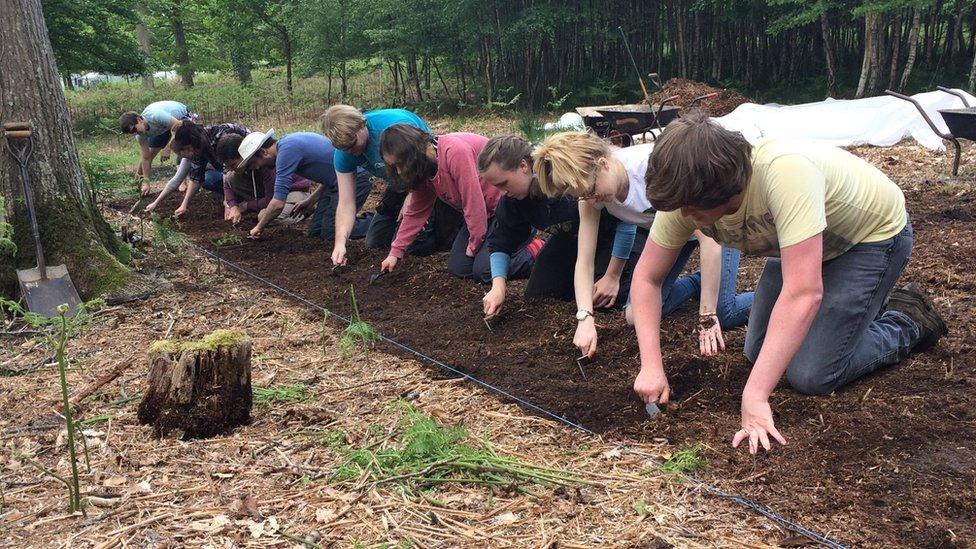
379, 125, 519, 280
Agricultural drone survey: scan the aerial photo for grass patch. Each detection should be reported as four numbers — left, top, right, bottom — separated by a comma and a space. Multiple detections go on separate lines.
338, 286, 379, 359
253, 384, 311, 409
660, 443, 707, 474
212, 233, 244, 248
149, 214, 185, 252
331, 404, 583, 495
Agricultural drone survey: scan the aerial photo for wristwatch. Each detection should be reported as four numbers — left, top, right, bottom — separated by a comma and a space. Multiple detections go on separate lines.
575, 309, 592, 322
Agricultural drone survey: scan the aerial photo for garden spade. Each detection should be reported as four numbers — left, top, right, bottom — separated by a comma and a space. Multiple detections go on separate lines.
3, 122, 82, 317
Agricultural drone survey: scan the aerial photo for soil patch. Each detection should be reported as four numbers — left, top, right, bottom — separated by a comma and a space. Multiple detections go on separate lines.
122, 148, 976, 547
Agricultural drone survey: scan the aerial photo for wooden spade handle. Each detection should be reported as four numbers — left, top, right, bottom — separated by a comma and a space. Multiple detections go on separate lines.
5, 130, 31, 139
3, 122, 30, 131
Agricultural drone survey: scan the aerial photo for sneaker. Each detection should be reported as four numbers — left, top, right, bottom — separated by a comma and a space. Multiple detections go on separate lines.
886, 283, 947, 352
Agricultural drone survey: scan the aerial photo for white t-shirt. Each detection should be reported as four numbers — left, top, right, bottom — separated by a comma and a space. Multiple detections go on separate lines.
596, 143, 655, 228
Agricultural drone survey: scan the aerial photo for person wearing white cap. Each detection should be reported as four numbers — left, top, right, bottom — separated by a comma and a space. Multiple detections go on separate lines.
230, 129, 371, 240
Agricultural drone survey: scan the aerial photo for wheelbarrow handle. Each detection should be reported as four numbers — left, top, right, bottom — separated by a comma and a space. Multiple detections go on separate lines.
3, 121, 30, 131
4, 130, 32, 139
885, 89, 951, 140
936, 86, 972, 109
689, 92, 720, 108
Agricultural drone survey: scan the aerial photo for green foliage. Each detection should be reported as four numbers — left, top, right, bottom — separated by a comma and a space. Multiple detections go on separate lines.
660, 443, 707, 474
632, 499, 650, 517
331, 404, 583, 494
253, 384, 311, 409
0, 297, 103, 335
0, 198, 16, 258
212, 233, 244, 247
81, 154, 136, 201
42, 0, 145, 76
149, 214, 185, 252
338, 286, 378, 358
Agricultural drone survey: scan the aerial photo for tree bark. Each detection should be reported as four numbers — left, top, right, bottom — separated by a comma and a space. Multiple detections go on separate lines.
170, 4, 193, 89
0, 0, 128, 299
821, 10, 838, 96
138, 331, 252, 439
135, 1, 153, 89
887, 12, 903, 91
231, 51, 252, 85
899, 10, 922, 91
969, 44, 976, 93
856, 11, 880, 98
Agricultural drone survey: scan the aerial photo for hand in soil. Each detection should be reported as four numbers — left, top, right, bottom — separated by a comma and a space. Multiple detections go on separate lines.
226, 205, 242, 225
140, 181, 151, 196
633, 365, 670, 405
174, 205, 187, 218
248, 225, 262, 239
574, 317, 598, 358
592, 274, 620, 309
698, 314, 726, 356
483, 285, 505, 317
380, 255, 399, 273
733, 396, 787, 454
331, 244, 348, 266
144, 200, 158, 213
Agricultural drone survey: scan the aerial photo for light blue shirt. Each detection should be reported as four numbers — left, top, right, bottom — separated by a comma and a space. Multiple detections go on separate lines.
333, 109, 430, 178
141, 101, 188, 137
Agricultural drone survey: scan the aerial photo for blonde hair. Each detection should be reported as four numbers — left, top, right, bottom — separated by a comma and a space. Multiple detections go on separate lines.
533, 131, 611, 198
320, 104, 366, 150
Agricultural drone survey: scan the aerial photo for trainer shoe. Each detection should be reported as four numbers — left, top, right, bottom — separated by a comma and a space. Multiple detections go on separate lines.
886, 283, 947, 352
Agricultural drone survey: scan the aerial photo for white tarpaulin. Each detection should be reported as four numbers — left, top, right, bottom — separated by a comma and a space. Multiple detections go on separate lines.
714, 89, 976, 151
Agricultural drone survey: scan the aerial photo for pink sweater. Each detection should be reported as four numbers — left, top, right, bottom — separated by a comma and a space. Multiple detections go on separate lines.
390, 133, 498, 258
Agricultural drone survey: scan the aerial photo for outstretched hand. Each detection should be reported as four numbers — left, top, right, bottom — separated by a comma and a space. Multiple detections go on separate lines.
732, 395, 787, 454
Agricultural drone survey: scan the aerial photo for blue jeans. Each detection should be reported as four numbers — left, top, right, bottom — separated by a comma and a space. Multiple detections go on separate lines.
202, 169, 224, 195
456, 219, 533, 282
660, 242, 754, 328
308, 170, 373, 241
744, 220, 918, 395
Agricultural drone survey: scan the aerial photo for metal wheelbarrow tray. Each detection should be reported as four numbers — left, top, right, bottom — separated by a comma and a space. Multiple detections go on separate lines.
885, 86, 976, 175
594, 103, 681, 135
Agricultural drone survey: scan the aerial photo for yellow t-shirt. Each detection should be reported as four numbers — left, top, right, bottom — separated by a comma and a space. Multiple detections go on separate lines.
650, 140, 906, 261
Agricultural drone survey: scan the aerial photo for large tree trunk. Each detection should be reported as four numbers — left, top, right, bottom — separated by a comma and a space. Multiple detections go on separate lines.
138, 330, 252, 439
135, 1, 153, 89
0, 0, 128, 299
969, 46, 976, 93
856, 12, 880, 98
899, 9, 922, 91
171, 4, 193, 89
231, 52, 252, 86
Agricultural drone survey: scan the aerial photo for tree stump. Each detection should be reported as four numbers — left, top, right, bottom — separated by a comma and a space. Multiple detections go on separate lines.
137, 329, 252, 439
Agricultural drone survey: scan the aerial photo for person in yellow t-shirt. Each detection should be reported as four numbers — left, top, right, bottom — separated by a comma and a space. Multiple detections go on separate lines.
631, 112, 946, 455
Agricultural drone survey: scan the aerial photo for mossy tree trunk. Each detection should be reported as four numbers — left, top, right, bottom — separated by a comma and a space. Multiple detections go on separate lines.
0, 0, 129, 299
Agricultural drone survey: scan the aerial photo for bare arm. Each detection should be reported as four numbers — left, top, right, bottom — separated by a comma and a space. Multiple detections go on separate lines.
631, 238, 682, 404
734, 233, 824, 453
331, 171, 358, 265
573, 202, 603, 357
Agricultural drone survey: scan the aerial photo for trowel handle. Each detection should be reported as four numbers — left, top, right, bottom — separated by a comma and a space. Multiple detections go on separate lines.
5, 130, 32, 139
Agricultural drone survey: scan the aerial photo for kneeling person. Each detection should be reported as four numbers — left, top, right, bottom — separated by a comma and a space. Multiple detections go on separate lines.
230, 130, 371, 240
633, 112, 946, 454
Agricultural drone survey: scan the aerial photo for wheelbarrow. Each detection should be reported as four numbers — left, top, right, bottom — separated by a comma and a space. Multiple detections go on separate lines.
577, 93, 719, 147
3, 122, 83, 317
885, 87, 976, 176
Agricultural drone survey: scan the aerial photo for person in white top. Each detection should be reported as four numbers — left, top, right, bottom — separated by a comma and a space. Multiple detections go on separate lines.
533, 131, 753, 361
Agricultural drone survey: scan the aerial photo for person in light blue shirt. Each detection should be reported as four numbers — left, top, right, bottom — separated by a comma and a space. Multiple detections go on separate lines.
119, 100, 193, 195
231, 130, 371, 241
321, 105, 460, 266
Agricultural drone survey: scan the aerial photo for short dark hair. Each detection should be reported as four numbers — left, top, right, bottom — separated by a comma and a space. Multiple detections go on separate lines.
215, 134, 244, 163
645, 111, 752, 211
379, 124, 437, 192
478, 134, 532, 173
119, 112, 140, 133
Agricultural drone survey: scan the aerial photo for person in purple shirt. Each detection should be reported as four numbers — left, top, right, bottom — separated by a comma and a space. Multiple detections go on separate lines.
230, 129, 371, 240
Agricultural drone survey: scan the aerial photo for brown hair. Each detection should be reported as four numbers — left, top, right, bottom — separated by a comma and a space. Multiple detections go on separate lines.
532, 131, 611, 198
645, 111, 752, 211
215, 134, 244, 163
478, 134, 532, 173
320, 104, 365, 150
379, 124, 437, 192
118, 111, 141, 133
171, 122, 208, 155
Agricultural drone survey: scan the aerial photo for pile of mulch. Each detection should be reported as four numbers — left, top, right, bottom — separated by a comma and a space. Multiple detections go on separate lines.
647, 78, 751, 116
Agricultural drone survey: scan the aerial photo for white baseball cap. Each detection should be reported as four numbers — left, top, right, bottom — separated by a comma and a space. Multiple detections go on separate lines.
238, 128, 275, 167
